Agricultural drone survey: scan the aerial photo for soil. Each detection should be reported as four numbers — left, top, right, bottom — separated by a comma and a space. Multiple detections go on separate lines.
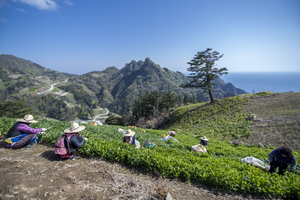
0, 141, 268, 200
2, 92, 298, 200
241, 92, 300, 151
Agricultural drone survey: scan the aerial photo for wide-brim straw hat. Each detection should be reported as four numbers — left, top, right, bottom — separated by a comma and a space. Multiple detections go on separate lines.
64, 122, 86, 133
123, 129, 135, 136
201, 136, 208, 141
168, 131, 176, 135
17, 114, 38, 123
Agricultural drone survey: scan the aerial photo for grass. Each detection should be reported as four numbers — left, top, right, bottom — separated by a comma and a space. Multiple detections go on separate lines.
241, 92, 300, 150
0, 91, 299, 198
161, 95, 251, 141
52, 88, 60, 92
28, 87, 39, 91
160, 92, 300, 151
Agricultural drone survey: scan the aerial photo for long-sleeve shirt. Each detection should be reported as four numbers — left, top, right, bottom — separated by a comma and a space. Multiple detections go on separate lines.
17, 123, 43, 135
6, 122, 43, 138
69, 135, 85, 148
268, 148, 297, 172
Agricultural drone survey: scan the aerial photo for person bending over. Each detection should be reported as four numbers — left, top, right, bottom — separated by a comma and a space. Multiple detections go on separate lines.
268, 146, 296, 175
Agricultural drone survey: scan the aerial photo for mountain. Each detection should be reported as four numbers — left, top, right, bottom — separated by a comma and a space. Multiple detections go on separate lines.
0, 54, 74, 80
0, 54, 247, 120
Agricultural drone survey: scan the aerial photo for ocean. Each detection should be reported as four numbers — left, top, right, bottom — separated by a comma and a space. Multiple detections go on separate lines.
220, 72, 300, 93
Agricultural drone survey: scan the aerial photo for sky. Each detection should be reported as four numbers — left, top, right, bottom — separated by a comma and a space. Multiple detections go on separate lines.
0, 0, 299, 75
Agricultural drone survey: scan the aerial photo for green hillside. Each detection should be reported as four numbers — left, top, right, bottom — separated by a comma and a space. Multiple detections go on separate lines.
160, 91, 300, 151
0, 54, 247, 121
0, 92, 299, 199
160, 94, 250, 140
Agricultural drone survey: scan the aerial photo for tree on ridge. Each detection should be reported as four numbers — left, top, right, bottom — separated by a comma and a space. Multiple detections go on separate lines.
181, 48, 228, 102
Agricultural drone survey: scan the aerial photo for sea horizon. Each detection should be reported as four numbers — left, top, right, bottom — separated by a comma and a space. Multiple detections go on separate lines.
183, 71, 300, 93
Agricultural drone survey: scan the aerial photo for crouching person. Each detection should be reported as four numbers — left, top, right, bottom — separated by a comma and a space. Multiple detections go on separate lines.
168, 131, 176, 137
268, 146, 297, 175
5, 114, 47, 149
200, 136, 209, 146
54, 122, 87, 159
123, 129, 140, 149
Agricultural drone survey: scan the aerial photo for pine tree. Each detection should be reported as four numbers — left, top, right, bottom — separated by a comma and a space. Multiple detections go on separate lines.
181, 48, 228, 102
0, 100, 34, 118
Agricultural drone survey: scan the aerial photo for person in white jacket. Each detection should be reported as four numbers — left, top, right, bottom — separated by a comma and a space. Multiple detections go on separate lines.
121, 129, 140, 149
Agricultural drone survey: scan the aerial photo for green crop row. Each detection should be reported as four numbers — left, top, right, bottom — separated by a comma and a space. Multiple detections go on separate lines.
0, 117, 299, 199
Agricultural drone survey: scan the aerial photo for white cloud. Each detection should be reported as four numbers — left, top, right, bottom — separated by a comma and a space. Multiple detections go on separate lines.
12, 0, 58, 10
63, 0, 73, 6
16, 7, 26, 12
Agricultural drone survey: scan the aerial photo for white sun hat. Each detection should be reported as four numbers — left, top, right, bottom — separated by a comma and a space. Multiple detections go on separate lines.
64, 122, 86, 133
123, 129, 135, 137
17, 114, 38, 123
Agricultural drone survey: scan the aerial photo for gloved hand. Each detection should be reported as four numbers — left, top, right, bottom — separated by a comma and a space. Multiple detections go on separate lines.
84, 137, 88, 141
40, 132, 47, 135
42, 128, 47, 131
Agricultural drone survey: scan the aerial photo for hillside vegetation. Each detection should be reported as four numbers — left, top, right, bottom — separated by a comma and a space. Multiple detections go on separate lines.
0, 54, 246, 121
0, 92, 299, 199
161, 91, 300, 151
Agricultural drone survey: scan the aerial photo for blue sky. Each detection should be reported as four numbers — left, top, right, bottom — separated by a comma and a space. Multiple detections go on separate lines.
0, 0, 299, 75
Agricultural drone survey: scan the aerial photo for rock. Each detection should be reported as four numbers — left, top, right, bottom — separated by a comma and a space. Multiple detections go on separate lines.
165, 192, 173, 200
257, 143, 264, 148
153, 168, 162, 177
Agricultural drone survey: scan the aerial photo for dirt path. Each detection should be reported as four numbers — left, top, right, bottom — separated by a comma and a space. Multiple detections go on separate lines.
0, 140, 267, 200
37, 79, 68, 95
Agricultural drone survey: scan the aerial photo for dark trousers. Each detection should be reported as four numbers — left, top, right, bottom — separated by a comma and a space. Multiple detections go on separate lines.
269, 161, 289, 175
12, 134, 36, 149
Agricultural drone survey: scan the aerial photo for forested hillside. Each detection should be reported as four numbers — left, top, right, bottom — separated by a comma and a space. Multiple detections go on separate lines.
0, 54, 246, 121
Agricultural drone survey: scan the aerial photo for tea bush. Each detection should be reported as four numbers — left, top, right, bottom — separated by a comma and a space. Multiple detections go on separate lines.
1, 109, 299, 199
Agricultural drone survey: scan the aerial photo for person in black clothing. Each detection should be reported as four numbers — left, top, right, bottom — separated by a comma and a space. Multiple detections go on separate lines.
200, 136, 208, 146
268, 146, 297, 175
5, 114, 47, 149
54, 122, 88, 159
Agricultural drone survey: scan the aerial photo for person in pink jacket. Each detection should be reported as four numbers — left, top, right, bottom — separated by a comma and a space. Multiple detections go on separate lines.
54, 122, 88, 159
5, 114, 47, 149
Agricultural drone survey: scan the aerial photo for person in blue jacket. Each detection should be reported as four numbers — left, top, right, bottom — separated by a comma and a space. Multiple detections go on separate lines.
268, 146, 297, 175
54, 122, 88, 159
